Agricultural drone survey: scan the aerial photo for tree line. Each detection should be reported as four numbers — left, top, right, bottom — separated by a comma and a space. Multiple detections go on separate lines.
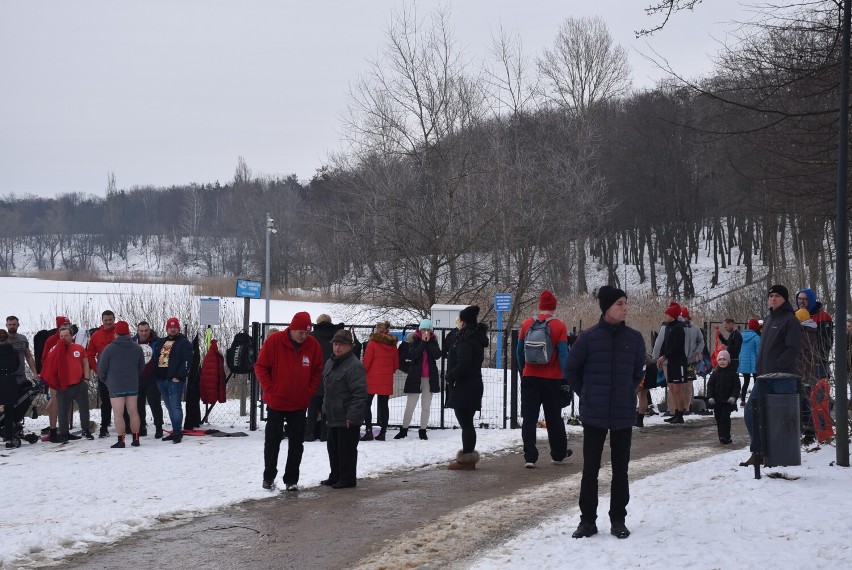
0, 3, 848, 328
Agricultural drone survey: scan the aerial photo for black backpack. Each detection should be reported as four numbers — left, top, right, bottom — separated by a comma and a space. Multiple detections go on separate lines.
226, 332, 254, 374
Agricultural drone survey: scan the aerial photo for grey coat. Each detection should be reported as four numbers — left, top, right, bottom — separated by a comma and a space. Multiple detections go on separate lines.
683, 321, 705, 364
322, 351, 368, 427
98, 335, 145, 395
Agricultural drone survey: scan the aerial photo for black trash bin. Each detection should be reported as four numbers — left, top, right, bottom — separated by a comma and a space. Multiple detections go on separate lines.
755, 373, 801, 469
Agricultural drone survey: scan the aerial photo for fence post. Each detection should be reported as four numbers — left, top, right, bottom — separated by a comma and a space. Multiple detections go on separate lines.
250, 321, 260, 431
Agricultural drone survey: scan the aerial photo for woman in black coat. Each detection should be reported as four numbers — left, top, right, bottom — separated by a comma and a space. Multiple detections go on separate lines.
395, 319, 441, 440
0, 329, 22, 448
445, 306, 489, 470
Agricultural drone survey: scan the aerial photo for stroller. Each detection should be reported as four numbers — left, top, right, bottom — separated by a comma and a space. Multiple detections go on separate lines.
1, 380, 42, 448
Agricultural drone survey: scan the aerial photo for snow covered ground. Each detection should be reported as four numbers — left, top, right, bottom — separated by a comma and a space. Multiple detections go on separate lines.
2, 402, 849, 568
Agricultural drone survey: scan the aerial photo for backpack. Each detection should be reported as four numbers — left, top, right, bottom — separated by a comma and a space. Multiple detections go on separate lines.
226, 332, 254, 374
524, 317, 555, 365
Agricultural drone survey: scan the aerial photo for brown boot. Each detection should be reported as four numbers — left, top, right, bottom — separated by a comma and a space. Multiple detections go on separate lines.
739, 453, 756, 467
448, 450, 480, 470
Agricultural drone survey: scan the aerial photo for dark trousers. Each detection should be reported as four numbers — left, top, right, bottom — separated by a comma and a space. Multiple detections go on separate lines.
57, 382, 90, 436
740, 373, 753, 401
97, 380, 111, 428
124, 379, 164, 430
304, 395, 326, 442
454, 408, 477, 453
326, 425, 360, 486
364, 394, 389, 431
264, 408, 306, 485
2, 394, 15, 440
713, 403, 733, 440
579, 425, 632, 524
521, 377, 567, 463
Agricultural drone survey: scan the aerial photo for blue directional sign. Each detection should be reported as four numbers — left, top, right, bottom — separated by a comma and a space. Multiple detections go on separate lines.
494, 293, 512, 312
236, 279, 262, 299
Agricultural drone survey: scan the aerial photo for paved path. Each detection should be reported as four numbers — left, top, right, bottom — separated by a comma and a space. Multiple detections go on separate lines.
62, 417, 748, 569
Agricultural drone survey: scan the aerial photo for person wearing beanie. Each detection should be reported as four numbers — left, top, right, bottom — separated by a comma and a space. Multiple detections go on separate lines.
516, 290, 572, 468
681, 307, 706, 414
255, 311, 324, 490
737, 319, 762, 406
657, 302, 688, 424
39, 315, 72, 442
41, 325, 93, 444
151, 316, 194, 445
133, 321, 164, 439
321, 327, 367, 489
446, 306, 489, 471
88, 310, 118, 438
397, 318, 441, 440
361, 321, 398, 441
741, 284, 802, 467
98, 321, 145, 448
706, 350, 740, 445
306, 315, 345, 443
566, 286, 645, 540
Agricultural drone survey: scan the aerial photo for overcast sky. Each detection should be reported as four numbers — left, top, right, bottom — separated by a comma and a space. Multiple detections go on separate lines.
0, 0, 757, 198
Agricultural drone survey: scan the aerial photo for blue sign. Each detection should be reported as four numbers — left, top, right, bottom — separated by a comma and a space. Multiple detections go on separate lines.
494, 293, 512, 312
236, 279, 262, 299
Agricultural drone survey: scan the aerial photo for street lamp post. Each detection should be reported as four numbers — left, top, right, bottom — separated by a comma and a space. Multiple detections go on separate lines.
265, 213, 276, 325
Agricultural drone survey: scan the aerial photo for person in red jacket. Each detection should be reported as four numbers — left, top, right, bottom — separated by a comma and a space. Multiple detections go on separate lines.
88, 310, 117, 438
40, 315, 70, 441
42, 325, 93, 444
361, 321, 399, 441
254, 311, 323, 491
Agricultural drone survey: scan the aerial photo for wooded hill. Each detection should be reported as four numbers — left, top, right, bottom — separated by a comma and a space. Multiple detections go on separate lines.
0, 4, 847, 326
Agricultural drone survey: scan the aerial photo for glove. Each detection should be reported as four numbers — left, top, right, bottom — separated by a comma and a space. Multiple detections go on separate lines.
708, 398, 715, 407
727, 397, 737, 405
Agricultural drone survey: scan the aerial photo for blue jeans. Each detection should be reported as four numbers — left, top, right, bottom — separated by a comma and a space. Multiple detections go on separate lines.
157, 379, 186, 436
744, 377, 796, 451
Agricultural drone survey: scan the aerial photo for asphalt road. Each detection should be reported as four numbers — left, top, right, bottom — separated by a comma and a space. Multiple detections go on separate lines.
60, 416, 748, 569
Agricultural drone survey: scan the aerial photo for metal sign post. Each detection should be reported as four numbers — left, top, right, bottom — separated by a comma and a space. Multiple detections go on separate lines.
494, 293, 512, 369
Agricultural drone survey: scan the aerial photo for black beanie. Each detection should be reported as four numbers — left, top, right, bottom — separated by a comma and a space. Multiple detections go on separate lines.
598, 285, 627, 314
768, 284, 789, 302
459, 305, 480, 326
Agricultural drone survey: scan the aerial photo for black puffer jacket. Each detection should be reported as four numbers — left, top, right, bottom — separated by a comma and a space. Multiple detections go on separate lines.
706, 366, 741, 403
565, 317, 646, 430
0, 342, 21, 403
756, 301, 802, 376
660, 320, 687, 381
445, 323, 489, 411
403, 332, 441, 393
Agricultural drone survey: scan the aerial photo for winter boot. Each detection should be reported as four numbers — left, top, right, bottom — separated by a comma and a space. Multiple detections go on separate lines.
131, 433, 141, 447
154, 427, 164, 439
360, 427, 374, 441
48, 428, 60, 443
663, 411, 678, 423
111, 435, 125, 449
448, 450, 480, 470
375, 428, 386, 441
393, 427, 408, 440
671, 411, 684, 424
419, 429, 428, 440
99, 426, 110, 438
635, 412, 644, 428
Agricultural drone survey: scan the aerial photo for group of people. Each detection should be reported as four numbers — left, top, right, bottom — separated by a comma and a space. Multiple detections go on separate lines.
255, 305, 490, 491
0, 312, 193, 449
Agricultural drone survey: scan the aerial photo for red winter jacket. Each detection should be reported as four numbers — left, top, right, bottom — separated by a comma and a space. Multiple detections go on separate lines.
254, 328, 323, 411
88, 326, 117, 373
363, 332, 399, 396
199, 339, 226, 404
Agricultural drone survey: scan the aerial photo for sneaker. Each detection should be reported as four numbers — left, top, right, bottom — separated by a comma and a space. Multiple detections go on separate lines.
551, 450, 573, 465
524, 462, 536, 469
172, 435, 183, 444
162, 434, 174, 441
360, 432, 374, 441
81, 431, 95, 440
285, 483, 299, 492
262, 480, 275, 490
572, 521, 598, 539
610, 522, 630, 539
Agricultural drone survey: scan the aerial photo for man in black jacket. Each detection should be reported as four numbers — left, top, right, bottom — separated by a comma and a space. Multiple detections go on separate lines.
566, 286, 646, 540
741, 284, 802, 466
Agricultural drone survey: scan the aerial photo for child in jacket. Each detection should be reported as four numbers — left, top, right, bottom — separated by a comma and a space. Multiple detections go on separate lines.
707, 350, 741, 444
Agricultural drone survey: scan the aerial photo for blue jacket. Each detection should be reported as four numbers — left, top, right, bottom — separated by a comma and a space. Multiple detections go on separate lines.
565, 317, 646, 430
152, 333, 193, 381
737, 330, 760, 374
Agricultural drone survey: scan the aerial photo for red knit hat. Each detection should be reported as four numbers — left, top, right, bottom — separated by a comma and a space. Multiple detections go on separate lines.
539, 290, 557, 311
166, 317, 180, 330
56, 315, 70, 328
748, 318, 761, 332
114, 320, 131, 335
664, 302, 681, 320
680, 306, 691, 320
289, 311, 312, 331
